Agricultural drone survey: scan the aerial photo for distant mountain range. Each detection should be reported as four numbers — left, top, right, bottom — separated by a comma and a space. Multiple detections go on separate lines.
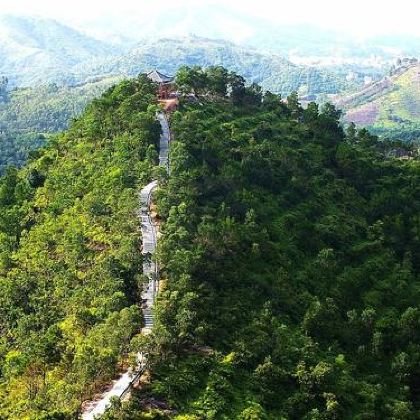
0, 14, 418, 144
0, 15, 354, 97
1, 12, 420, 87
76, 36, 353, 97
64, 4, 420, 62
0, 15, 120, 86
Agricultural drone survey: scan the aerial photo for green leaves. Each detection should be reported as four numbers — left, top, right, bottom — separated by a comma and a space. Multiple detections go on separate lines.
145, 85, 420, 419
0, 76, 160, 417
0, 67, 419, 419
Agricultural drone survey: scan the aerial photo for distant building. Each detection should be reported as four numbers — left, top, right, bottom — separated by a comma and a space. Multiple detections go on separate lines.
146, 70, 175, 99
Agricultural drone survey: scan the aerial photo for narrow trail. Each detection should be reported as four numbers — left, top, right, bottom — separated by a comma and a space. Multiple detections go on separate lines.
81, 112, 170, 419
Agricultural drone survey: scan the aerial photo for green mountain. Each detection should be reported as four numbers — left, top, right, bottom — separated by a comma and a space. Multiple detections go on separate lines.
0, 15, 352, 96
0, 68, 419, 419
0, 76, 123, 173
0, 132, 46, 175
0, 76, 123, 134
0, 75, 161, 418
0, 27, 355, 174
0, 15, 121, 87
337, 62, 420, 143
79, 36, 351, 97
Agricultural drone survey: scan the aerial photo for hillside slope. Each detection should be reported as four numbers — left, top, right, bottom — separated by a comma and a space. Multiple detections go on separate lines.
338, 63, 420, 142
104, 72, 418, 419
0, 76, 123, 174
0, 76, 123, 134
0, 75, 162, 418
0, 67, 419, 419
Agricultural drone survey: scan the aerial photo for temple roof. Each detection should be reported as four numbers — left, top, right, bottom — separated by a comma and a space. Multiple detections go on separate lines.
147, 70, 174, 84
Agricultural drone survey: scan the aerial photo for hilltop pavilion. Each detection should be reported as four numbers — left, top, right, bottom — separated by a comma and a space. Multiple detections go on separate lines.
146, 70, 174, 99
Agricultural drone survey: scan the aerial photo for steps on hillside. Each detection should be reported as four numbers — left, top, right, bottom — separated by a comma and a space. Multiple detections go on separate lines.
81, 112, 170, 419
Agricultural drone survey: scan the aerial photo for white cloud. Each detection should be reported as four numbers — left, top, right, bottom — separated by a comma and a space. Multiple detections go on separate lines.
0, 0, 419, 37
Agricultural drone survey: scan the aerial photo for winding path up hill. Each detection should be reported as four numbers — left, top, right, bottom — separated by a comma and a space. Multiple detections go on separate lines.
81, 112, 170, 419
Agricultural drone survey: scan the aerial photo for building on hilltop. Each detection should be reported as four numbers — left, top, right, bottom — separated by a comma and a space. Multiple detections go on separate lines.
146, 70, 175, 99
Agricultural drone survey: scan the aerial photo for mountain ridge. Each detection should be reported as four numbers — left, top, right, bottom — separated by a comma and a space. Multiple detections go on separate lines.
0, 14, 122, 86
75, 35, 351, 96
0, 16, 351, 97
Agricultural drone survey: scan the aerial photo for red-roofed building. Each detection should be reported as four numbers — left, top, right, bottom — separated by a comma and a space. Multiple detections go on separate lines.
147, 70, 175, 99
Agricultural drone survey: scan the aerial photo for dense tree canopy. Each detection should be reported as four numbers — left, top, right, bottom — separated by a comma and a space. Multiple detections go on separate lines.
0, 67, 419, 419
0, 77, 121, 175
110, 71, 419, 419
0, 75, 161, 418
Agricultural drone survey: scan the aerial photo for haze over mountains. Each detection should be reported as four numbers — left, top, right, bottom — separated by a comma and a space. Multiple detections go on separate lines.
0, 15, 120, 86
0, 14, 353, 96
0, 11, 419, 150
1, 12, 420, 88
58, 3, 420, 61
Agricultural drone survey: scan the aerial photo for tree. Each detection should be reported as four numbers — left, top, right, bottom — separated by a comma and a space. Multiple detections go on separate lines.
346, 122, 357, 143
303, 102, 319, 124
320, 102, 342, 122
244, 83, 263, 106
0, 76, 8, 103
205, 66, 229, 97
228, 72, 246, 105
262, 92, 282, 111
175, 66, 208, 96
286, 91, 302, 120
0, 166, 17, 206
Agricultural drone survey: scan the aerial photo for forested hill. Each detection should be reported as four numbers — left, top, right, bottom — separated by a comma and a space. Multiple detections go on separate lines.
0, 28, 353, 175
78, 36, 350, 97
0, 76, 123, 174
109, 71, 417, 418
0, 75, 162, 418
0, 67, 419, 419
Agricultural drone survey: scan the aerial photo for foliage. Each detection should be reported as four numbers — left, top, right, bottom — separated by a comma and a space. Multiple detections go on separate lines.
132, 77, 418, 418
0, 75, 161, 418
1, 66, 419, 419
0, 77, 121, 174
0, 132, 47, 175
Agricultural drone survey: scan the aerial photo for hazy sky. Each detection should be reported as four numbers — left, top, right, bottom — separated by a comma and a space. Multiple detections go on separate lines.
1, 0, 420, 38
